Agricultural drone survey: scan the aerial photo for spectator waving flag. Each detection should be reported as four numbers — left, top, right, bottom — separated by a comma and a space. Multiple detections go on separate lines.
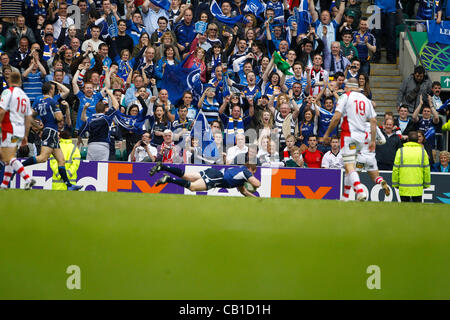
244, 0, 266, 16
190, 110, 218, 160
293, 0, 311, 34
159, 59, 204, 104
273, 51, 293, 75
114, 112, 148, 133
149, 0, 171, 11
210, 0, 249, 26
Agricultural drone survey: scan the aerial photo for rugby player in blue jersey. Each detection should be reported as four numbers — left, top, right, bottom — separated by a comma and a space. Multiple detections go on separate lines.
149, 162, 261, 197
22, 82, 83, 191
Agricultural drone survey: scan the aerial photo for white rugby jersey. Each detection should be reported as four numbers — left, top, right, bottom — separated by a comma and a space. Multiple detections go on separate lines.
336, 91, 376, 139
0, 87, 32, 138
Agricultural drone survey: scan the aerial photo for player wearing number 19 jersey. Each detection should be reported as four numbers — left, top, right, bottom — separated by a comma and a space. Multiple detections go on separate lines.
0, 72, 36, 190
323, 79, 380, 201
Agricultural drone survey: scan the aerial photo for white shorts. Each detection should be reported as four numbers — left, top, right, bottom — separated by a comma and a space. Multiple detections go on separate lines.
356, 152, 378, 172
1, 132, 23, 148
341, 133, 368, 163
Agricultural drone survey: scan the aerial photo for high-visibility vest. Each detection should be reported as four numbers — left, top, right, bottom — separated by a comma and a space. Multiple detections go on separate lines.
49, 139, 81, 190
392, 142, 431, 197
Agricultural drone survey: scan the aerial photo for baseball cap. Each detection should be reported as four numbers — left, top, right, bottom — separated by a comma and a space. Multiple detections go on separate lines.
345, 10, 356, 18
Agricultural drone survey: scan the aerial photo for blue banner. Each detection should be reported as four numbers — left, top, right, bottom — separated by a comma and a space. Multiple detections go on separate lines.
244, 0, 266, 16
427, 20, 450, 45
150, 0, 170, 11
294, 0, 312, 35
210, 0, 249, 26
159, 60, 204, 104
190, 110, 218, 160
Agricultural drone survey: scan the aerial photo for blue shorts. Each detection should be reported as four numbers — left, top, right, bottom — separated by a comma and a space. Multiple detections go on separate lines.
41, 128, 60, 149
200, 168, 225, 190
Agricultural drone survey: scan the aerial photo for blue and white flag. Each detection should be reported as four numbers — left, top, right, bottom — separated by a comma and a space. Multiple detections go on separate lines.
159, 60, 204, 104
244, 0, 266, 16
108, 14, 118, 38
190, 110, 218, 160
194, 21, 208, 34
150, 0, 171, 11
210, 0, 249, 26
114, 112, 148, 133
437, 99, 450, 112
427, 20, 450, 45
425, 125, 436, 141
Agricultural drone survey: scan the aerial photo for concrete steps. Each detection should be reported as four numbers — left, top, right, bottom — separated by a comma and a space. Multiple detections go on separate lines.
370, 61, 401, 114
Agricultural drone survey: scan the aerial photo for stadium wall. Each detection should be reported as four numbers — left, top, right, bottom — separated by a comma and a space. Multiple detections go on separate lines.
9, 161, 450, 204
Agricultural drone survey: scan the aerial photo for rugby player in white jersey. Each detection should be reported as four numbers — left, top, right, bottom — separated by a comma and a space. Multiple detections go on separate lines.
323, 78, 378, 201
0, 72, 35, 190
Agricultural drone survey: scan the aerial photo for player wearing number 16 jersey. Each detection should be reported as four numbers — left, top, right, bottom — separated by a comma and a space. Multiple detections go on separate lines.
323, 78, 383, 201
0, 72, 36, 190
21, 82, 82, 191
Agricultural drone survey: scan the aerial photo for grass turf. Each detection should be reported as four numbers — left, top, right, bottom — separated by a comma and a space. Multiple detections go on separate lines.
0, 190, 449, 299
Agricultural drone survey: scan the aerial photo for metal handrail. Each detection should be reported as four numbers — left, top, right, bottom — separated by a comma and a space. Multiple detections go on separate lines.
402, 21, 425, 67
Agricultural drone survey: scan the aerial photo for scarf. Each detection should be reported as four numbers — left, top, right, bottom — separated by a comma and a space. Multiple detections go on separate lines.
330, 54, 344, 74
118, 60, 131, 80
226, 116, 244, 135
282, 113, 298, 142
310, 67, 325, 95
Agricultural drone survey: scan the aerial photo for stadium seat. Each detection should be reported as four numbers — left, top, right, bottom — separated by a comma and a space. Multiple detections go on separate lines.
122, 150, 128, 162
115, 149, 122, 161
80, 147, 88, 160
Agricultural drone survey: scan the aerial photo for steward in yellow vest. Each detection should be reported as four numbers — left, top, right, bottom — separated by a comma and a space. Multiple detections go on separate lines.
392, 131, 431, 202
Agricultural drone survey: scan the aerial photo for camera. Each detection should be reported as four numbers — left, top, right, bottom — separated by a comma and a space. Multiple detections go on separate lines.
140, 141, 147, 147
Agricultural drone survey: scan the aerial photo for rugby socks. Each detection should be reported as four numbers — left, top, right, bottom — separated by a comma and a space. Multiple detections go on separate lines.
167, 177, 191, 189
161, 165, 184, 178
58, 166, 73, 187
343, 174, 351, 199
1, 165, 13, 189
10, 158, 31, 183
22, 156, 37, 167
375, 176, 384, 184
349, 171, 364, 195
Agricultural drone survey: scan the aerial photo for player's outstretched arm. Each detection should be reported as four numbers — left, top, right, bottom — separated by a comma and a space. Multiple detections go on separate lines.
22, 115, 32, 146
369, 117, 377, 152
52, 81, 70, 99
106, 89, 119, 110
238, 185, 257, 198
0, 108, 5, 129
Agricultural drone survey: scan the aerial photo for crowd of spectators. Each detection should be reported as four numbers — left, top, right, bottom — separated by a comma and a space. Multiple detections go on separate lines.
0, 0, 448, 172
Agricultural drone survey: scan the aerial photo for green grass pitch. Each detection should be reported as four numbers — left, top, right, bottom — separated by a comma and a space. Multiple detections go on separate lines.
1, 190, 449, 299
